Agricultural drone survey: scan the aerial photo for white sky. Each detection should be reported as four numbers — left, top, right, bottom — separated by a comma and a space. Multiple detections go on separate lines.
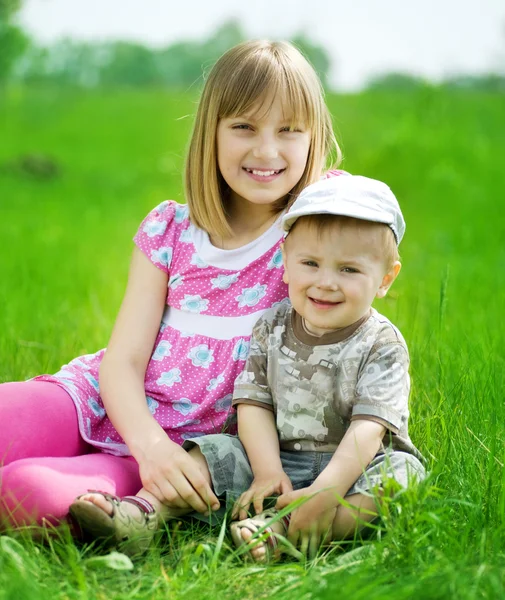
18, 0, 505, 90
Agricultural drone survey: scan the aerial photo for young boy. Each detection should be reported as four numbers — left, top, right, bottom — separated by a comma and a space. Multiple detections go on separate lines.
189, 174, 425, 561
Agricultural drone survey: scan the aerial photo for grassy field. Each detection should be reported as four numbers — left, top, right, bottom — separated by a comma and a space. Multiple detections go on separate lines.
1, 85, 505, 599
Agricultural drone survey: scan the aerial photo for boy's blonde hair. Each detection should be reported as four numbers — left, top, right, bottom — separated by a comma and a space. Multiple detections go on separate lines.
185, 40, 342, 238
287, 214, 400, 269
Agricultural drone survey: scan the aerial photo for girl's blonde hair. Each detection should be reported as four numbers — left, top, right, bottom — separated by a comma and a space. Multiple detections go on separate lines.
185, 40, 342, 239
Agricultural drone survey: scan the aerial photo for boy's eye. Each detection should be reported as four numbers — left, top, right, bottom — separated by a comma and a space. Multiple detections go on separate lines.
302, 260, 318, 267
342, 267, 358, 274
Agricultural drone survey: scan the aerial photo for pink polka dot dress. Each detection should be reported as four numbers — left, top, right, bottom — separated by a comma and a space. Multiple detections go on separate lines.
35, 201, 289, 456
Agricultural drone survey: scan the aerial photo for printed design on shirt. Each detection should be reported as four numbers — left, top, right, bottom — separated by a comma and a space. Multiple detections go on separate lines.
143, 219, 168, 237
169, 274, 184, 289
174, 203, 189, 223
84, 372, 100, 392
236, 284, 267, 308
191, 253, 208, 269
272, 297, 290, 309
179, 228, 193, 243
87, 397, 106, 418
188, 344, 215, 368
153, 201, 169, 215
267, 247, 283, 269
214, 393, 232, 413
157, 368, 182, 387
146, 396, 159, 415
182, 431, 206, 440
207, 373, 225, 391
151, 246, 173, 268
276, 346, 341, 443
232, 338, 250, 361
173, 397, 198, 416
174, 418, 201, 428
211, 273, 240, 290
152, 340, 172, 361
180, 294, 209, 314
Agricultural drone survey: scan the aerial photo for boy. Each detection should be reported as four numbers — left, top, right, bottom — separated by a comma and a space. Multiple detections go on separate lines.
190, 174, 425, 561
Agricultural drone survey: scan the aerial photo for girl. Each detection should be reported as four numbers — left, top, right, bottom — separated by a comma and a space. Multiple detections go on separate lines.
0, 40, 341, 549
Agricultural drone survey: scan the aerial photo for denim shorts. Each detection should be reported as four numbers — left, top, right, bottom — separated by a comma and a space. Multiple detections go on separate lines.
183, 433, 426, 521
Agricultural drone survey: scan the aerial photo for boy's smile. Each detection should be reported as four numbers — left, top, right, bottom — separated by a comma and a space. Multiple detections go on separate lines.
282, 219, 400, 337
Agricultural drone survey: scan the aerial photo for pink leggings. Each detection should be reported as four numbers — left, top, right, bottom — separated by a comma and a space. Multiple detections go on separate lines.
0, 381, 141, 527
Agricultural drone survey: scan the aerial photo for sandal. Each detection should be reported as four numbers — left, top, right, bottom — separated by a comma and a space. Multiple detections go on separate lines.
230, 508, 291, 561
69, 491, 158, 556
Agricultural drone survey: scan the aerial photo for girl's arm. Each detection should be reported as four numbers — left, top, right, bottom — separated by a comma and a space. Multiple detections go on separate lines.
232, 402, 292, 519
99, 247, 219, 513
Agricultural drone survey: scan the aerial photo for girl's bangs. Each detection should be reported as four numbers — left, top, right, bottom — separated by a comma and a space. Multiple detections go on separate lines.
218, 57, 315, 130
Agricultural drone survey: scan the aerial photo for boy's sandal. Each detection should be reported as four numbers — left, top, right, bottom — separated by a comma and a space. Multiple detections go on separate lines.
230, 508, 291, 561
69, 491, 158, 556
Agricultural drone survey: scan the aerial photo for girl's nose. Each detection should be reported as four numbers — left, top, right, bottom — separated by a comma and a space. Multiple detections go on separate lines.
253, 136, 279, 160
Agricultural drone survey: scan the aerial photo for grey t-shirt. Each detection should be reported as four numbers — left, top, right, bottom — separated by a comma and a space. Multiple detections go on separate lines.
232, 303, 422, 460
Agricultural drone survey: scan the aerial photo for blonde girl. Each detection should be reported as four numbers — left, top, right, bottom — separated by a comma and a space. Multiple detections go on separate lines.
0, 40, 341, 551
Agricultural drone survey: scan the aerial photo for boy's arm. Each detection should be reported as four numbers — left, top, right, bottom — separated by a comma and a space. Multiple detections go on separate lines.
276, 419, 385, 553
232, 402, 292, 520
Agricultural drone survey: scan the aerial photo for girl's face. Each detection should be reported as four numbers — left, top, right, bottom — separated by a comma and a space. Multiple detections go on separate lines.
216, 94, 311, 214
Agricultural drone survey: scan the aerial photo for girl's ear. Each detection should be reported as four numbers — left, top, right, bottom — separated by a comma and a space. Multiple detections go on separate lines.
281, 242, 289, 284
376, 261, 401, 298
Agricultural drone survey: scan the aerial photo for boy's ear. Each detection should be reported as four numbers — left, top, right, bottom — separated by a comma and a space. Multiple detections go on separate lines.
281, 242, 289, 284
376, 261, 401, 298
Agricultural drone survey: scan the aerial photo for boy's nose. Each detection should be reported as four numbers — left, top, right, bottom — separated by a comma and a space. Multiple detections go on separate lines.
317, 272, 339, 290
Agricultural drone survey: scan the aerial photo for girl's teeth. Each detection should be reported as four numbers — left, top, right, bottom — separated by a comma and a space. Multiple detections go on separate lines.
248, 169, 279, 176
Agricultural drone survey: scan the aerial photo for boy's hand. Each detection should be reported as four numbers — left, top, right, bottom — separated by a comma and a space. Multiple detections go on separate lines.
276, 485, 339, 558
138, 436, 220, 514
232, 470, 293, 521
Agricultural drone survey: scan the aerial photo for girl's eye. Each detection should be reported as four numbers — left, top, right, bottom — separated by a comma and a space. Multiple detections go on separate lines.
342, 267, 358, 274
303, 260, 318, 267
232, 124, 252, 130
281, 126, 302, 133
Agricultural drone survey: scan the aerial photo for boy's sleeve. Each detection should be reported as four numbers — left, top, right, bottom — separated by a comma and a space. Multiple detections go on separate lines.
351, 342, 410, 434
133, 200, 178, 273
232, 316, 274, 411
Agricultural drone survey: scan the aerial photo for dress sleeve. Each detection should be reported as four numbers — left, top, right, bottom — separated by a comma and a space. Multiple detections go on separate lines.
232, 316, 274, 411
133, 201, 178, 273
351, 342, 410, 434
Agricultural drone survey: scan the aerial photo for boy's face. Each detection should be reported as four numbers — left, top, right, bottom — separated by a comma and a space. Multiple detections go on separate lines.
282, 219, 400, 336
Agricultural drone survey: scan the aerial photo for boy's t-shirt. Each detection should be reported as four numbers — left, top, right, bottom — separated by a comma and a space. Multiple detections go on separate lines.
232, 303, 422, 461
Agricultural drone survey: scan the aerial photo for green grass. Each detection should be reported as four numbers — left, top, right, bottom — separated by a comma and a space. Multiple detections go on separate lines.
1, 85, 505, 599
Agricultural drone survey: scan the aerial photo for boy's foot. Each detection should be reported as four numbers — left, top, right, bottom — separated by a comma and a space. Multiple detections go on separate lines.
69, 491, 160, 556
230, 509, 291, 562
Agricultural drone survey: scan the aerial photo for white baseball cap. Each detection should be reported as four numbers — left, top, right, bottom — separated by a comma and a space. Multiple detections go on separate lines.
282, 175, 405, 244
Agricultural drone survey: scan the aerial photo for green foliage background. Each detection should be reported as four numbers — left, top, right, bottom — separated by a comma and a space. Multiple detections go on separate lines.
1, 86, 505, 598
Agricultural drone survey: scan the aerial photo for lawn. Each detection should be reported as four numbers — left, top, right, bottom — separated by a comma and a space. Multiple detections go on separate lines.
1, 85, 504, 599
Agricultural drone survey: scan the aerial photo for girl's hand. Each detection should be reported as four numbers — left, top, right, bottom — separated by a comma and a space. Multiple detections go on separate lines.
276, 485, 339, 559
232, 470, 293, 521
138, 436, 220, 514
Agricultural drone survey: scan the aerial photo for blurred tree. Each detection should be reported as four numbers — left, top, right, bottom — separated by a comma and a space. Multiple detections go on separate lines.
99, 41, 158, 86
291, 34, 331, 88
155, 20, 245, 87
0, 0, 29, 84
442, 74, 505, 93
366, 72, 430, 91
